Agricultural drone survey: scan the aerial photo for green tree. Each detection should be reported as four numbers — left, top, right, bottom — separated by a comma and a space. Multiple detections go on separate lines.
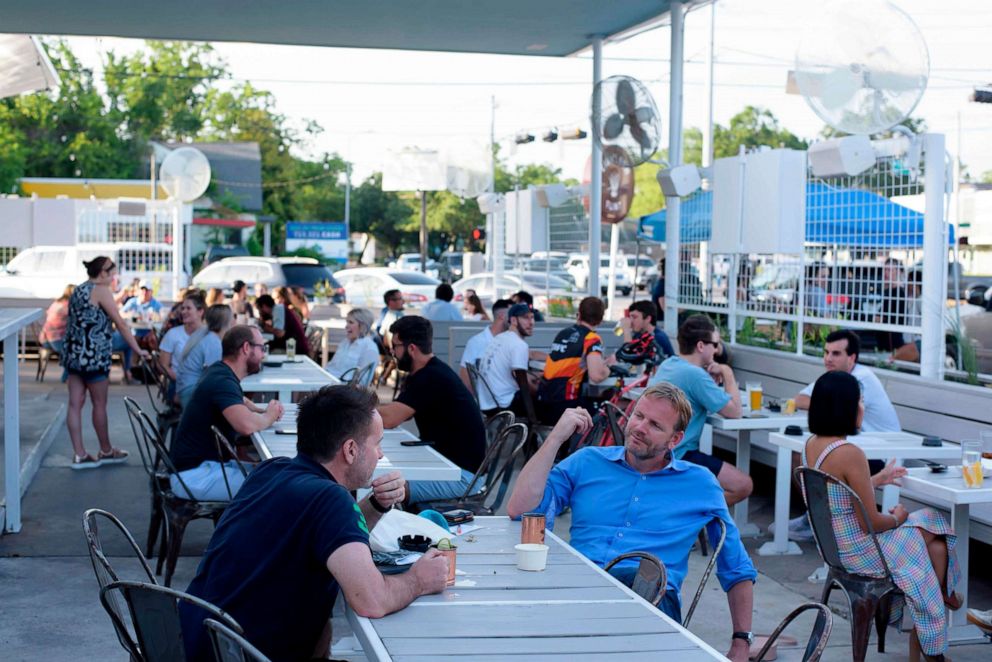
627, 127, 704, 218
713, 106, 808, 158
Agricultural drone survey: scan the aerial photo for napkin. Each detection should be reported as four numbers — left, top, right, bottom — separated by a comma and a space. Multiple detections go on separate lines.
368, 509, 454, 552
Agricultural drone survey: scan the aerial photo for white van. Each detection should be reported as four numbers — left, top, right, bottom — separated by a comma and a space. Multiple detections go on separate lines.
0, 242, 177, 300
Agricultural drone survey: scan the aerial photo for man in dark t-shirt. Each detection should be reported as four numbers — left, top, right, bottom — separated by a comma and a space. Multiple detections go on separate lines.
378, 315, 487, 505
170, 325, 284, 501
180, 385, 448, 662
256, 294, 311, 356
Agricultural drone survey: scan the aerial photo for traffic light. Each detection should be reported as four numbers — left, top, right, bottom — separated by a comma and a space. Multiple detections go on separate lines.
542, 129, 558, 143
472, 227, 486, 242
514, 133, 535, 144
560, 127, 588, 140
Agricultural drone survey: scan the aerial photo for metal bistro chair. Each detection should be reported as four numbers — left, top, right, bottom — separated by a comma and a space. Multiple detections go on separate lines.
340, 361, 377, 389
484, 410, 516, 451
125, 399, 229, 587
466, 362, 499, 413
752, 602, 834, 662
211, 425, 250, 501
411, 422, 529, 516
796, 467, 902, 662
137, 353, 181, 447
604, 551, 667, 607
204, 618, 272, 662
683, 517, 727, 628
100, 580, 242, 662
83, 508, 158, 660
123, 396, 171, 564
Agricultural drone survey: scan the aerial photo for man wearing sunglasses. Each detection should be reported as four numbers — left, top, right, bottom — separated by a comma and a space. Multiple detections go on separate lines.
648, 314, 751, 505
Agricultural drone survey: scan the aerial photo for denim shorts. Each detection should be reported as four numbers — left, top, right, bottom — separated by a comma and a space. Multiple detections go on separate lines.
62, 366, 110, 384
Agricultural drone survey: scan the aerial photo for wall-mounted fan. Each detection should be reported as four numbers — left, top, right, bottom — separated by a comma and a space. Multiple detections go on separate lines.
593, 75, 662, 168
794, 0, 929, 136
160, 147, 211, 202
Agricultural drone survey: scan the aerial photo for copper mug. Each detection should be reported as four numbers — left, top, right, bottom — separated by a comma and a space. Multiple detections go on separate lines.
521, 512, 546, 545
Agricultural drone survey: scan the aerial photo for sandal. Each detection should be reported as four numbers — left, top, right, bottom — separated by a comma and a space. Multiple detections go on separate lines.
71, 454, 102, 470
97, 448, 129, 465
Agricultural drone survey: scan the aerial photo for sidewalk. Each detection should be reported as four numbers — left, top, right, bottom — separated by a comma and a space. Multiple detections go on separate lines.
1, 361, 990, 660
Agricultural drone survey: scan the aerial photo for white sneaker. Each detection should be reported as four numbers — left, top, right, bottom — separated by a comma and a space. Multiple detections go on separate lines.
788, 517, 815, 542
967, 608, 992, 632
788, 514, 810, 531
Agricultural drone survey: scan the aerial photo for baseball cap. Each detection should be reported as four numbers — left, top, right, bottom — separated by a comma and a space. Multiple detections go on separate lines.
138, 279, 151, 290
507, 303, 533, 319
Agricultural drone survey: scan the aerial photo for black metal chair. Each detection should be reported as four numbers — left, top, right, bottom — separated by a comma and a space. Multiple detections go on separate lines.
124, 396, 171, 564
36, 341, 59, 381
410, 422, 529, 516
124, 397, 229, 587
83, 508, 158, 660
136, 353, 181, 447
204, 617, 272, 662
466, 362, 500, 412
484, 410, 515, 451
211, 425, 250, 501
752, 602, 834, 662
100, 580, 242, 662
683, 517, 727, 628
340, 361, 377, 389
604, 551, 667, 607
796, 467, 902, 662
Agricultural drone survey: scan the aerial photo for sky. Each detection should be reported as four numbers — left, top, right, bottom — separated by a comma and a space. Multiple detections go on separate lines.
65, 0, 992, 185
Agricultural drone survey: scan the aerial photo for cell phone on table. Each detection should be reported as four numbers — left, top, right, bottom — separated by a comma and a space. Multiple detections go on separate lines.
275, 428, 297, 435
400, 440, 434, 447
443, 509, 474, 525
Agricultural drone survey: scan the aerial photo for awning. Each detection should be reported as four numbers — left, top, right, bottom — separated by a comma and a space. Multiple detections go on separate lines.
638, 182, 955, 248
193, 217, 255, 229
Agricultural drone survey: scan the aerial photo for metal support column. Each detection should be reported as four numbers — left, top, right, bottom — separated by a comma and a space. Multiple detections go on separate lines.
921, 133, 946, 380
664, 2, 685, 337
589, 36, 604, 298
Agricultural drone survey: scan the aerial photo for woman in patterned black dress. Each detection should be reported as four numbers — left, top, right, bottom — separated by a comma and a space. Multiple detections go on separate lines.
61, 256, 148, 469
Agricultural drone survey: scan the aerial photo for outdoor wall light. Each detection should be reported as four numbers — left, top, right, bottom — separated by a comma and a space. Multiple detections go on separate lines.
533, 183, 570, 208
476, 192, 505, 214
807, 135, 875, 178
656, 164, 701, 197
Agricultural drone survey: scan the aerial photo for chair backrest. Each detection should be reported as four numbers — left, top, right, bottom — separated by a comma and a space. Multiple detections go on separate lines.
484, 411, 515, 450
137, 353, 170, 417
124, 396, 165, 481
129, 402, 201, 502
602, 401, 628, 446
349, 361, 377, 388
794, 467, 892, 578
204, 618, 272, 662
211, 425, 248, 500
683, 517, 727, 627
100, 580, 242, 662
604, 551, 667, 606
753, 602, 833, 662
83, 509, 157, 656
465, 363, 499, 410
466, 422, 528, 511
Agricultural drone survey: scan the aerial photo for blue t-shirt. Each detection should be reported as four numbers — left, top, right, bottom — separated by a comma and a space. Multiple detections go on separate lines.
535, 447, 756, 601
421, 299, 463, 321
121, 296, 162, 317
180, 454, 370, 662
171, 362, 245, 471
175, 332, 223, 395
652, 327, 675, 358
649, 356, 731, 458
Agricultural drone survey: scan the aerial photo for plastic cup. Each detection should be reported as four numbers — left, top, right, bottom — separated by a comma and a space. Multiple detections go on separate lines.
980, 431, 992, 460
962, 440, 984, 489
784, 398, 796, 415
515, 543, 549, 572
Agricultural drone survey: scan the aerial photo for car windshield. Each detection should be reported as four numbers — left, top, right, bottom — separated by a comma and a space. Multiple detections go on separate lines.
522, 273, 570, 289
389, 271, 440, 285
280, 264, 341, 290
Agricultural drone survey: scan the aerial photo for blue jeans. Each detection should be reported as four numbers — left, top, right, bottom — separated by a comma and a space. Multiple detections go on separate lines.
112, 331, 132, 371
170, 460, 247, 501
608, 565, 682, 622
408, 468, 484, 504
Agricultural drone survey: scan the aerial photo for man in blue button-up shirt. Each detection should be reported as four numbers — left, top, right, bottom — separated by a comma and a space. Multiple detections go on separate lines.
508, 383, 757, 662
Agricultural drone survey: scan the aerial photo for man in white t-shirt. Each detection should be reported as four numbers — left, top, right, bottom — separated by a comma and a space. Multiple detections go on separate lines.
795, 329, 900, 432
786, 328, 901, 540
459, 299, 512, 392
478, 303, 536, 419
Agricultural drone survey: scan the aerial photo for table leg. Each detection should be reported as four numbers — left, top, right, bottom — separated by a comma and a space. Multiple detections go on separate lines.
4, 334, 22, 533
758, 445, 802, 556
948, 503, 985, 643
321, 327, 329, 367
733, 430, 760, 538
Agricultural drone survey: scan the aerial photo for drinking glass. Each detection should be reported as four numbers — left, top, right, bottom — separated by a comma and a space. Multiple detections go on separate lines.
745, 382, 762, 412
979, 431, 992, 461
961, 440, 984, 489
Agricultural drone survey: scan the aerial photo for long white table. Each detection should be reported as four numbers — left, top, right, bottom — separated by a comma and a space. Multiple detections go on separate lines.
240, 354, 340, 402
347, 516, 728, 661
707, 409, 808, 538
251, 405, 461, 483
901, 466, 992, 643
762, 431, 965, 556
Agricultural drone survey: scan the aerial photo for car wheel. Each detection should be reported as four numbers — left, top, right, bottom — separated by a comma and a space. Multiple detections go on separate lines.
621, 288, 631, 296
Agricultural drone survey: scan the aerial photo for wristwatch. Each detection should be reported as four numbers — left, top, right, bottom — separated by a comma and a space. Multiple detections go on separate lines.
732, 631, 754, 645
368, 494, 391, 514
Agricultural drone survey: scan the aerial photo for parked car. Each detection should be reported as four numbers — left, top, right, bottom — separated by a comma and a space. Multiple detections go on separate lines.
624, 255, 658, 290
332, 267, 440, 309
203, 244, 250, 265
0, 242, 178, 300
193, 256, 345, 301
452, 271, 574, 312
388, 253, 440, 279
565, 254, 632, 295
523, 257, 576, 287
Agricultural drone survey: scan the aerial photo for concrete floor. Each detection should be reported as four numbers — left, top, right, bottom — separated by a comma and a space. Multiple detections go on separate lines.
1, 359, 990, 661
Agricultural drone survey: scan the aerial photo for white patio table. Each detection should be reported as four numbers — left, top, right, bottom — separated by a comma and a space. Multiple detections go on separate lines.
347, 516, 728, 661
240, 354, 340, 403
251, 405, 461, 483
900, 466, 992, 643
762, 431, 964, 556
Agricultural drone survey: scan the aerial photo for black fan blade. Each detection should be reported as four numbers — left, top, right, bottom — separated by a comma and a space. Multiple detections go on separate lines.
629, 121, 653, 153
602, 114, 625, 141
615, 79, 637, 116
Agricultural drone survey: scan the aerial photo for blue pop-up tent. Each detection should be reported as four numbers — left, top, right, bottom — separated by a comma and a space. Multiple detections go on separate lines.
638, 182, 954, 247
